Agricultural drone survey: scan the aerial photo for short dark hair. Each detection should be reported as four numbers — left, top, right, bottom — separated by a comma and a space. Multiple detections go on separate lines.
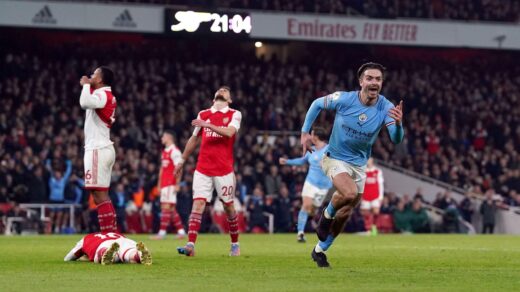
357, 62, 386, 80
99, 66, 114, 86
163, 129, 175, 138
312, 126, 328, 141
219, 85, 231, 92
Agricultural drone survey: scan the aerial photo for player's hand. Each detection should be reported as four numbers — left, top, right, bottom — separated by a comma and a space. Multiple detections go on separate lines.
175, 185, 181, 192
301, 132, 313, 154
174, 161, 184, 177
388, 100, 403, 126
79, 76, 90, 86
191, 119, 210, 128
279, 158, 287, 165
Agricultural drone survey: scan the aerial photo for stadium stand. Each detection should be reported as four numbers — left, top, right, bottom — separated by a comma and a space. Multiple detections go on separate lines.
40, 0, 520, 22
1, 28, 519, 234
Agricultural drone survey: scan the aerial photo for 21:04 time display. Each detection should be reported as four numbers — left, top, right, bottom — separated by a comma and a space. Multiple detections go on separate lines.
169, 11, 252, 34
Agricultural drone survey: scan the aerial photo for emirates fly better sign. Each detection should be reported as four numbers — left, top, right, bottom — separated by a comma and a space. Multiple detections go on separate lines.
250, 12, 520, 50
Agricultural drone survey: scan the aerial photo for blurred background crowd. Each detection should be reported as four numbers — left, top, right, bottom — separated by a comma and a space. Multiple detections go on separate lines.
1, 1, 520, 234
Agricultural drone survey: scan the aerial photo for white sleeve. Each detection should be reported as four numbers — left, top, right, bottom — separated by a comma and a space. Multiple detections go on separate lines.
229, 110, 242, 132
171, 147, 183, 166
80, 85, 107, 109
192, 112, 202, 137
378, 168, 384, 200
64, 238, 84, 261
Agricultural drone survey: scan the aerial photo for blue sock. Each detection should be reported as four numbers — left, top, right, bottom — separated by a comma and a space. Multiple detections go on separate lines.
325, 202, 336, 218
318, 235, 335, 251
297, 209, 309, 233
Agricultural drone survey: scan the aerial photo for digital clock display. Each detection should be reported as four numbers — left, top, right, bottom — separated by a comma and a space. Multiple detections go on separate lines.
165, 10, 252, 34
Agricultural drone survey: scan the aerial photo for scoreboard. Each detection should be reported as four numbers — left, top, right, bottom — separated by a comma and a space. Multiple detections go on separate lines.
164, 9, 251, 35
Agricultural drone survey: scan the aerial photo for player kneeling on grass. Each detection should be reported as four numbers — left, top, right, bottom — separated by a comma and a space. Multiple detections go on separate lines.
64, 232, 152, 265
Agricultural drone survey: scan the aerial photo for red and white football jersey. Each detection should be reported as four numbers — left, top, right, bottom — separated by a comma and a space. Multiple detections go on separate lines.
80, 85, 116, 150
193, 106, 242, 176
160, 144, 182, 187
82, 232, 125, 261
362, 167, 384, 201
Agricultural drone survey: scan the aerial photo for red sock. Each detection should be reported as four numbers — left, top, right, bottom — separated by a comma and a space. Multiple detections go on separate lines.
171, 207, 184, 231
97, 200, 117, 232
160, 208, 172, 232
187, 212, 202, 243
227, 214, 239, 243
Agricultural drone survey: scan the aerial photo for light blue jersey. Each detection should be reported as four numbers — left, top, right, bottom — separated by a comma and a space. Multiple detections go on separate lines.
302, 91, 404, 167
286, 145, 332, 190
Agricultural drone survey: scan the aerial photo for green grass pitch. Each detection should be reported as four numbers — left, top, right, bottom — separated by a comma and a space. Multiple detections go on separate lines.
1, 234, 519, 291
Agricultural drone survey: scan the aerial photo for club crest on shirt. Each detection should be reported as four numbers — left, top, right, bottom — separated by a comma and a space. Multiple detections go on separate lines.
332, 91, 340, 100
223, 117, 229, 124
358, 113, 368, 122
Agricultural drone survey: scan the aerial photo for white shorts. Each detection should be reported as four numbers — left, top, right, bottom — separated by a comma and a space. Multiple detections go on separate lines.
361, 199, 382, 210
193, 170, 235, 205
301, 181, 329, 207
94, 237, 137, 264
321, 155, 367, 194
84, 146, 115, 191
160, 186, 177, 204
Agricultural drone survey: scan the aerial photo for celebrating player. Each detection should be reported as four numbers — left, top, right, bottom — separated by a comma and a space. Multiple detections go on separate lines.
279, 126, 332, 243
360, 158, 384, 235
152, 130, 186, 239
300, 62, 404, 268
64, 232, 152, 265
176, 86, 242, 257
79, 67, 118, 233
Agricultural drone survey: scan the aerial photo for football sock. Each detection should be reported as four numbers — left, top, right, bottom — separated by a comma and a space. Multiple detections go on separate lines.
297, 209, 309, 233
227, 213, 239, 243
159, 208, 172, 234
121, 248, 139, 263
316, 235, 335, 252
324, 202, 336, 219
171, 207, 185, 232
187, 211, 202, 243
97, 200, 117, 232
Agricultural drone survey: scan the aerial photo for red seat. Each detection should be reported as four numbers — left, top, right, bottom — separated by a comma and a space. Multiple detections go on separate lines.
362, 213, 374, 231
376, 214, 394, 233
0, 203, 13, 214
125, 212, 142, 234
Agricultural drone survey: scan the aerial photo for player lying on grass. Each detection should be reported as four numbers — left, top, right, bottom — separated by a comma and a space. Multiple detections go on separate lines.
64, 232, 152, 265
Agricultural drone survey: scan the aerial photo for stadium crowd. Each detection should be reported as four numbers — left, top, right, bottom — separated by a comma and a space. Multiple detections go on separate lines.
1, 33, 519, 234
53, 0, 520, 22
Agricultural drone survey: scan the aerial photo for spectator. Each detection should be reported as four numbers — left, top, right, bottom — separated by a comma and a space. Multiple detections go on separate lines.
506, 190, 520, 207
247, 186, 268, 232
273, 184, 293, 232
111, 183, 129, 233
409, 198, 430, 233
393, 199, 411, 233
458, 192, 475, 223
264, 165, 282, 196
45, 159, 72, 233
480, 191, 498, 234
379, 196, 393, 214
437, 191, 458, 210
26, 166, 47, 203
